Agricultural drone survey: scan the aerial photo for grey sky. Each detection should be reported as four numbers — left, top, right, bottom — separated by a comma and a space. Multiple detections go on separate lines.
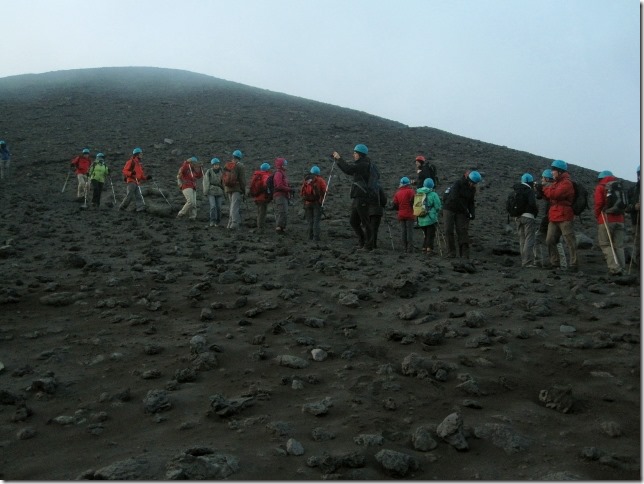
2, 0, 640, 180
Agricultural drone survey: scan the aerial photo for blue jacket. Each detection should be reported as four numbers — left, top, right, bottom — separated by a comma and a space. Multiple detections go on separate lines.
0, 146, 10, 161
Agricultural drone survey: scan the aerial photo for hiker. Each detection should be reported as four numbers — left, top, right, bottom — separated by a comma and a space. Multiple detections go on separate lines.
594, 170, 626, 275
510, 173, 539, 267
626, 165, 640, 267
203, 158, 225, 227
222, 149, 246, 229
250, 162, 273, 230
88, 153, 109, 208
442, 170, 481, 258
416, 177, 442, 254
541, 159, 578, 271
332, 144, 379, 251
369, 186, 387, 249
415, 155, 438, 187
393, 177, 416, 252
300, 165, 327, 241
0, 140, 11, 180
70, 148, 92, 199
272, 157, 292, 234
534, 169, 566, 268
119, 147, 151, 212
176, 156, 203, 220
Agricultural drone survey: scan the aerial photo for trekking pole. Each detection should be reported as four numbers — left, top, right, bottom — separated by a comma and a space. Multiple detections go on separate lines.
81, 178, 89, 209
383, 210, 395, 250
188, 163, 198, 209
61, 170, 72, 193
153, 180, 172, 207
108, 175, 117, 204
628, 212, 639, 275
135, 178, 146, 206
321, 160, 336, 207
601, 212, 619, 266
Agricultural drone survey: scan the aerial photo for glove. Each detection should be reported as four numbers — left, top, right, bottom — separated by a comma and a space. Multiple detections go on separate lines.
123, 176, 127, 182
147, 175, 153, 181
469, 213, 475, 221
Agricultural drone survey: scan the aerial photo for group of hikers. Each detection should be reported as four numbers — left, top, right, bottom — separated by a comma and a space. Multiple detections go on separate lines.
508, 161, 640, 276
31, 141, 638, 275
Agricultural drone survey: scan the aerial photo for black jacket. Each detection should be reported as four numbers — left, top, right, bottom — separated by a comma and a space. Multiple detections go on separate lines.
513, 182, 538, 217
443, 177, 476, 217
416, 164, 437, 188
336, 155, 372, 200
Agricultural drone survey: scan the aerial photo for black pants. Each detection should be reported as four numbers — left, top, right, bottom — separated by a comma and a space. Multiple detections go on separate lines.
421, 224, 437, 250
91, 180, 104, 207
349, 199, 373, 249
370, 215, 382, 248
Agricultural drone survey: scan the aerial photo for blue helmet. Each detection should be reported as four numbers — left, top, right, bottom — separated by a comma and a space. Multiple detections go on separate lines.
521, 173, 534, 184
423, 178, 435, 189
0, 140, 5, 145
468, 171, 482, 183
542, 169, 554, 180
353, 144, 368, 155
132, 147, 143, 155
310, 165, 321, 175
96, 152, 105, 159
82, 148, 90, 154
597, 170, 613, 179
551, 159, 567, 171
189, 156, 198, 163
210, 158, 220, 165
260, 162, 271, 171
232, 149, 243, 159
400, 176, 411, 186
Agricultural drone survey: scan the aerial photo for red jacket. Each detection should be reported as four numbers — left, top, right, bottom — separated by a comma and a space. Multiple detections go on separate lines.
177, 161, 203, 190
542, 172, 575, 222
122, 156, 148, 184
71, 155, 91, 175
300, 175, 327, 206
273, 169, 291, 198
593, 175, 624, 224
393, 185, 416, 221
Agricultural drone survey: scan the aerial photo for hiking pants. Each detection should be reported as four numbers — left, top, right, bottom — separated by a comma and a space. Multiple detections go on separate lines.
516, 215, 536, 266
598, 221, 625, 273
255, 201, 269, 229
421, 223, 437, 251
77, 174, 89, 198
370, 215, 382, 249
178, 187, 198, 219
227, 191, 242, 228
91, 180, 104, 207
350, 199, 372, 249
120, 182, 145, 211
274, 195, 288, 230
208, 194, 223, 225
400, 219, 414, 250
443, 209, 470, 258
304, 204, 322, 240
546, 220, 577, 268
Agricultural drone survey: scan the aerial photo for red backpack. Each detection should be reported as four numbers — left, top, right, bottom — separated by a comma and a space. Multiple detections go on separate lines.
222, 161, 239, 188
249, 171, 267, 197
301, 175, 321, 202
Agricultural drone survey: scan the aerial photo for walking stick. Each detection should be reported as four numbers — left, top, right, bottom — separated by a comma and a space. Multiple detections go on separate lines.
61, 170, 72, 193
321, 160, 336, 207
153, 180, 172, 207
628, 212, 639, 275
108, 175, 117, 204
81, 178, 89, 209
135, 178, 146, 206
383, 210, 395, 251
601, 212, 619, 266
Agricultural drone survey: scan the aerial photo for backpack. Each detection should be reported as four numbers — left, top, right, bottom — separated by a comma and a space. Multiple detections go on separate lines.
249, 172, 267, 197
222, 161, 238, 188
603, 180, 627, 214
506, 188, 527, 217
413, 192, 428, 217
571, 181, 589, 216
301, 175, 320, 202
265, 173, 275, 199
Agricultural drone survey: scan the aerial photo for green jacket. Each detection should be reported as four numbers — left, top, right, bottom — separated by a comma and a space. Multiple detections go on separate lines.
416, 187, 442, 226
89, 162, 109, 183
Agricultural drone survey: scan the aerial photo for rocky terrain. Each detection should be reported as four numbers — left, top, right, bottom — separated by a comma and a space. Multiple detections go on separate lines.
0, 67, 639, 480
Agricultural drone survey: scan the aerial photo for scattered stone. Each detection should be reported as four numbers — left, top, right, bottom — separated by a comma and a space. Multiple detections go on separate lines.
83, 457, 155, 480
353, 433, 384, 447
436, 412, 469, 451
286, 438, 305, 456
411, 426, 437, 451
302, 397, 332, 416
17, 427, 36, 440
539, 384, 574, 413
275, 355, 310, 369
600, 421, 623, 437
397, 303, 420, 320
165, 448, 240, 480
143, 389, 172, 414
208, 393, 254, 418
473, 422, 531, 454
311, 348, 328, 362
374, 449, 420, 477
